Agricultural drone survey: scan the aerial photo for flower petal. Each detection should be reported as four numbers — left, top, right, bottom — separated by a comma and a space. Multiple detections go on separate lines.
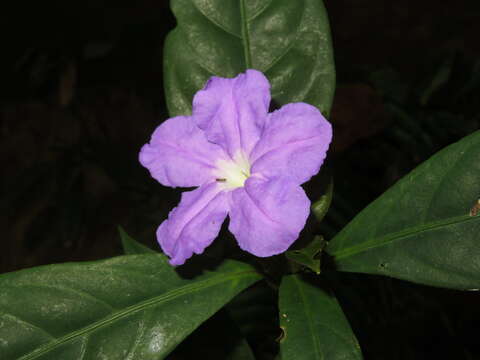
157, 182, 229, 265
139, 116, 225, 187
250, 103, 332, 185
192, 69, 270, 157
228, 176, 310, 257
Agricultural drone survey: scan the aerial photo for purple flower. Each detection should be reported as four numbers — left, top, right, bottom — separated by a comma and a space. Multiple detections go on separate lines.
139, 70, 332, 265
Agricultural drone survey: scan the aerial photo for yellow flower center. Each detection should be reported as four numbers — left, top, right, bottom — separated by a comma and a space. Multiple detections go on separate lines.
215, 152, 251, 190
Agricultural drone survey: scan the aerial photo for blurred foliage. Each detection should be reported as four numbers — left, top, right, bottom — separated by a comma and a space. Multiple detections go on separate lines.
321, 51, 480, 240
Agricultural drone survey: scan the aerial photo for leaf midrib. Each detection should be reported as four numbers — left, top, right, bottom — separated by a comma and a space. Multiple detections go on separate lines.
329, 214, 479, 260
18, 270, 260, 360
239, 0, 252, 68
294, 276, 323, 360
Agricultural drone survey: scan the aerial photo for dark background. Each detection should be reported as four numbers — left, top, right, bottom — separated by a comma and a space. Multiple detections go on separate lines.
0, 1, 479, 359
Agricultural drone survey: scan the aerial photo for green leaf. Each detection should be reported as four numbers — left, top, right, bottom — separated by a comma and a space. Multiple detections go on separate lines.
279, 275, 362, 360
164, 0, 335, 117
286, 236, 325, 274
0, 255, 262, 359
327, 131, 480, 290
118, 226, 156, 254
311, 179, 334, 223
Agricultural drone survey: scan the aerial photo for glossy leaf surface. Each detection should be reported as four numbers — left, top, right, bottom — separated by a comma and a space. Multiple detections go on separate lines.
0, 255, 261, 359
279, 275, 362, 360
327, 131, 480, 290
164, 0, 335, 117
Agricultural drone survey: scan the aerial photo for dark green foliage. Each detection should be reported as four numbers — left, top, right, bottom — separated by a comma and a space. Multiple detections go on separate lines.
164, 0, 335, 117
1, 1, 479, 359
327, 131, 480, 290
0, 255, 261, 359
279, 275, 362, 360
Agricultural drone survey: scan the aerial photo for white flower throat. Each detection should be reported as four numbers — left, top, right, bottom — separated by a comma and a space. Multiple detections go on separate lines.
215, 152, 251, 190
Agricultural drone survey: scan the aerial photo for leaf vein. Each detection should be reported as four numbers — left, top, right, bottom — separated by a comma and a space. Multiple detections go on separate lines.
332, 214, 479, 260
125, 311, 147, 360
1, 313, 55, 340
190, 1, 241, 39
294, 276, 323, 360
247, 0, 273, 22
78, 336, 88, 359
240, 0, 252, 68
3, 284, 116, 312
422, 140, 475, 223
264, 1, 306, 72
17, 271, 259, 360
